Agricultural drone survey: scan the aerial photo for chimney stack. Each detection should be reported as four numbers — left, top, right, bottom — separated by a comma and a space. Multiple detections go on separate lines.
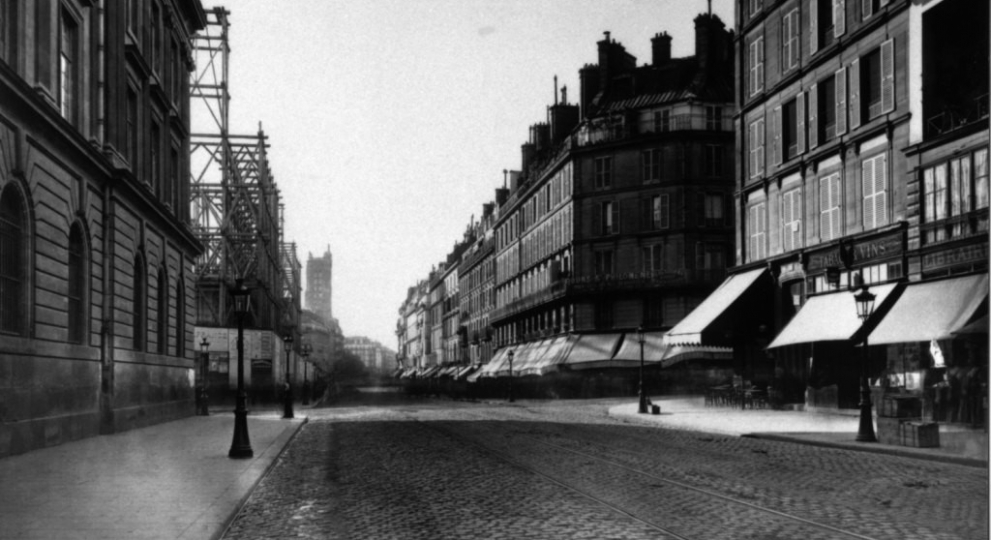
651, 32, 672, 65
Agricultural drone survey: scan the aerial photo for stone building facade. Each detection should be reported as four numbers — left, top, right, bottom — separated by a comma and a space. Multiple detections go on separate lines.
0, 0, 207, 457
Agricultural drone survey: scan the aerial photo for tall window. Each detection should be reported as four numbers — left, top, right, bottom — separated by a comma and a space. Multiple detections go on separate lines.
749, 118, 765, 179
157, 267, 168, 354
782, 9, 800, 72
818, 75, 837, 143
68, 224, 86, 343
705, 106, 723, 131
695, 243, 726, 272
861, 0, 879, 20
781, 189, 803, 252
642, 244, 662, 273
819, 173, 842, 241
704, 145, 724, 177
594, 250, 614, 275
812, 0, 844, 54
748, 202, 767, 262
862, 153, 888, 230
641, 149, 660, 182
0, 187, 26, 335
150, 3, 161, 71
59, 11, 78, 122
860, 41, 894, 121
748, 36, 764, 97
600, 200, 618, 235
781, 98, 801, 161
151, 122, 161, 196
923, 148, 990, 243
701, 193, 724, 227
642, 194, 669, 230
654, 109, 671, 132
175, 276, 184, 357
170, 38, 181, 102
126, 88, 138, 166
133, 254, 146, 351
594, 156, 613, 189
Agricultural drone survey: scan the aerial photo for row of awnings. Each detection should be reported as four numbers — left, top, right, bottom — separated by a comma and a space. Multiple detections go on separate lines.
665, 268, 989, 349
470, 332, 732, 381
398, 364, 481, 380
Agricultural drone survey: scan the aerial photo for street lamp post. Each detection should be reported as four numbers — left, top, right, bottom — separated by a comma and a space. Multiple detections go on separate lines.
301, 343, 312, 406
854, 284, 878, 443
282, 333, 294, 419
507, 349, 515, 403
198, 337, 210, 416
637, 326, 648, 414
228, 279, 253, 459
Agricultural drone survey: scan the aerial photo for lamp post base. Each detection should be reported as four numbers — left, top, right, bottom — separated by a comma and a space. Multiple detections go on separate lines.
229, 393, 254, 459
283, 385, 294, 419
638, 387, 648, 414
856, 384, 877, 443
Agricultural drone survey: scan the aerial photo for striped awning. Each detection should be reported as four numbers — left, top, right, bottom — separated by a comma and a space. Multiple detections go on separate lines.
562, 333, 624, 370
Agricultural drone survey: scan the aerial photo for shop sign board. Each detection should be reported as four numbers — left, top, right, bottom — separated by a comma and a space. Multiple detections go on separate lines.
922, 243, 988, 272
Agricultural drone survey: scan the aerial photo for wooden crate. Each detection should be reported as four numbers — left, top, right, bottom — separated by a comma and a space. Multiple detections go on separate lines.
877, 417, 902, 446
901, 422, 940, 448
880, 395, 922, 418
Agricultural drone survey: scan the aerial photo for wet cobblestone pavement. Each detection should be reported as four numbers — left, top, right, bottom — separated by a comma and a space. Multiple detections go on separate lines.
222, 397, 988, 540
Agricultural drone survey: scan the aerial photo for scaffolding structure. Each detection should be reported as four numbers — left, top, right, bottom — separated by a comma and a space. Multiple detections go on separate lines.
189, 7, 301, 335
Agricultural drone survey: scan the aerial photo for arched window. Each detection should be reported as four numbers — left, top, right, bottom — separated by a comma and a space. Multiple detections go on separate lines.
157, 266, 167, 354
0, 187, 26, 335
133, 253, 146, 351
175, 276, 184, 357
68, 223, 87, 343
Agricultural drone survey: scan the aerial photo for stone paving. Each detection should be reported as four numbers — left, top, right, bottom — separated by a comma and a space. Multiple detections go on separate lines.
223, 399, 988, 540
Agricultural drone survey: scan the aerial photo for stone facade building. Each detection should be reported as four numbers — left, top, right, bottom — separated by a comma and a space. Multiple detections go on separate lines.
0, 0, 207, 457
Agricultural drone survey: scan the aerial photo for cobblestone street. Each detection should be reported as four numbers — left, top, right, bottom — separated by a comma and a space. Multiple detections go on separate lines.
223, 396, 988, 540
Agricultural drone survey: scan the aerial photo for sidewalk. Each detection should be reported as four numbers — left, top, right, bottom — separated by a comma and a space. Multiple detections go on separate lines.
0, 411, 306, 540
610, 396, 988, 468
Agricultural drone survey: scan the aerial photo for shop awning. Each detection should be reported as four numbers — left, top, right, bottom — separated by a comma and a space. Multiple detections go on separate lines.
955, 314, 989, 335
526, 335, 576, 375
660, 344, 733, 367
612, 332, 667, 363
867, 274, 988, 345
488, 341, 537, 378
767, 283, 900, 348
456, 364, 479, 380
476, 347, 509, 378
516, 339, 552, 376
562, 333, 623, 370
665, 268, 769, 346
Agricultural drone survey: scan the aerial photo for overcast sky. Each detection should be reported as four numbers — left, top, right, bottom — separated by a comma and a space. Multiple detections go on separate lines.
200, 0, 735, 349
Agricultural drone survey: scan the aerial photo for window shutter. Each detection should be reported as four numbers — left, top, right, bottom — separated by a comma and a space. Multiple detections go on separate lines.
611, 201, 620, 235
748, 206, 757, 260
834, 0, 846, 38
781, 191, 791, 252
862, 0, 873, 19
758, 118, 765, 175
808, 85, 819, 149
757, 37, 765, 92
749, 121, 758, 178
796, 92, 806, 155
819, 177, 831, 240
660, 194, 670, 228
849, 58, 861, 129
810, 0, 819, 55
862, 158, 876, 229
835, 66, 847, 136
880, 39, 895, 114
772, 105, 782, 166
880, 0, 890, 6
749, 41, 757, 96
874, 154, 887, 226
793, 189, 803, 248
790, 11, 800, 67
831, 175, 842, 239
697, 192, 706, 227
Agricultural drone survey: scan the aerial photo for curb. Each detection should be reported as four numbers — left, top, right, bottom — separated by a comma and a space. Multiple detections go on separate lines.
742, 432, 988, 469
208, 416, 309, 540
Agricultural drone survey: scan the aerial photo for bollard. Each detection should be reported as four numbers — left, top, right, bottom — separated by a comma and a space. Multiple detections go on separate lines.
651, 404, 660, 415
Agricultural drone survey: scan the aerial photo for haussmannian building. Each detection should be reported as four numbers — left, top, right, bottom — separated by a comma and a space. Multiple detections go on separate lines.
0, 1, 207, 457
491, 15, 737, 358
667, 0, 988, 419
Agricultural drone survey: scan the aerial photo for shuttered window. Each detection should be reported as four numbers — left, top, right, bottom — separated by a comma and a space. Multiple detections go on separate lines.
782, 9, 800, 72
749, 118, 765, 178
749, 36, 764, 97
748, 202, 767, 262
781, 189, 803, 252
862, 153, 888, 230
819, 173, 842, 241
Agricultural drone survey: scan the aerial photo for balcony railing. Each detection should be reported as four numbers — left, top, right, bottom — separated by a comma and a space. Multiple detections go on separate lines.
925, 94, 990, 139
576, 113, 732, 148
921, 208, 989, 246
490, 267, 726, 322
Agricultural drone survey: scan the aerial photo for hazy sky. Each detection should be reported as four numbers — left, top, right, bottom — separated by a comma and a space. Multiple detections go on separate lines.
201, 0, 734, 349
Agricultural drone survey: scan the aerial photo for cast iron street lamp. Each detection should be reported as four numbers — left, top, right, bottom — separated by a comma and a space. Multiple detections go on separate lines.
507, 349, 515, 403
301, 343, 312, 406
854, 284, 878, 443
282, 333, 294, 419
637, 326, 648, 414
198, 337, 210, 416
228, 279, 253, 459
